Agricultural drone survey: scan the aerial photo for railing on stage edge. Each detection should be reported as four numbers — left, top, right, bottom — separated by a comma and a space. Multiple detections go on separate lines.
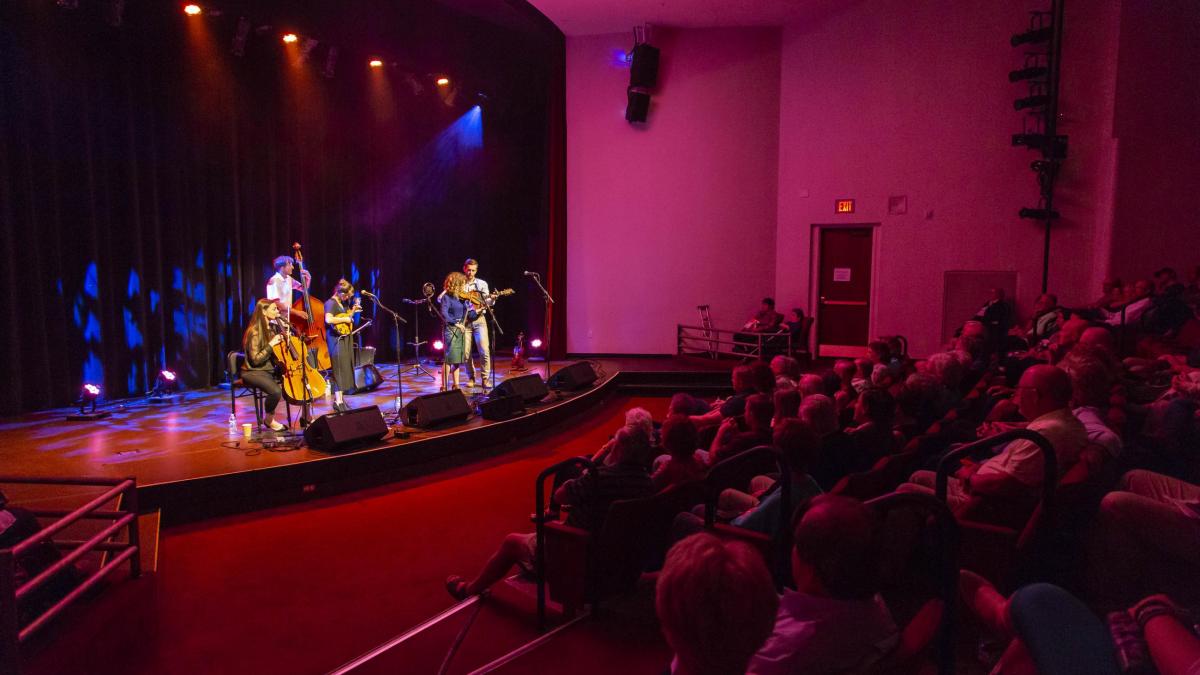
0, 476, 141, 675
676, 324, 793, 361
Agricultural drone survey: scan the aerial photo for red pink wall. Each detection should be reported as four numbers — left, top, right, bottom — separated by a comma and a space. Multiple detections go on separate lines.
563, 0, 1197, 356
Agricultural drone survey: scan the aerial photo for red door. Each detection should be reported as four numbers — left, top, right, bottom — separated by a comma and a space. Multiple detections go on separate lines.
816, 227, 874, 358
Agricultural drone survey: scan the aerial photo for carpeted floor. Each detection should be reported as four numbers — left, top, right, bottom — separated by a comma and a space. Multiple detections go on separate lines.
23, 395, 674, 675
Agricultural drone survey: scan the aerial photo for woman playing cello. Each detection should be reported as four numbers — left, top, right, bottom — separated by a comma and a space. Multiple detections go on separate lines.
242, 298, 288, 431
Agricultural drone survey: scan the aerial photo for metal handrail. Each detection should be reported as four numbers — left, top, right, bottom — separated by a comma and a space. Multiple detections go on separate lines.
1, 476, 141, 675
865, 492, 959, 675
935, 429, 1057, 526
533, 457, 595, 631
677, 323, 793, 359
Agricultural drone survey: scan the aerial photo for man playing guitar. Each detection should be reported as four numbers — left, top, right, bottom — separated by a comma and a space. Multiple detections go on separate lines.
462, 258, 492, 388
266, 255, 312, 323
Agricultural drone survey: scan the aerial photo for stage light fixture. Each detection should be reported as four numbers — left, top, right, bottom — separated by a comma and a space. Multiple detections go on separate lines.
68, 383, 109, 421
232, 16, 250, 57
433, 339, 445, 351
1014, 94, 1051, 110
1019, 207, 1060, 220
282, 33, 298, 44
1011, 26, 1053, 47
184, 4, 201, 15
530, 338, 543, 349
369, 59, 383, 68
1008, 65, 1048, 82
323, 46, 338, 78
436, 77, 450, 87
149, 370, 179, 403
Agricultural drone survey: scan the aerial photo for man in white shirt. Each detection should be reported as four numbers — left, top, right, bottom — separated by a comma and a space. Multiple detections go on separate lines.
266, 255, 311, 321
461, 258, 492, 388
900, 365, 1087, 510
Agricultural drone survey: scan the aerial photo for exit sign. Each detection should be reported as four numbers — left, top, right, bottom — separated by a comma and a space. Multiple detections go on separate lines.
835, 198, 855, 214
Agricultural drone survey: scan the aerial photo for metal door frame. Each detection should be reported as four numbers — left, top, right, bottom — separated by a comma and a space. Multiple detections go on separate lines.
810, 223, 881, 359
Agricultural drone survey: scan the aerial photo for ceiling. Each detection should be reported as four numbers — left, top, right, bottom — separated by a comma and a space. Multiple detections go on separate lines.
523, 0, 844, 36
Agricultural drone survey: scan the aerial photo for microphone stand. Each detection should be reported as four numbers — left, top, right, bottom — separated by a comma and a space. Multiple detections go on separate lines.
485, 302, 504, 391
363, 291, 408, 422
400, 298, 437, 380
527, 273, 555, 384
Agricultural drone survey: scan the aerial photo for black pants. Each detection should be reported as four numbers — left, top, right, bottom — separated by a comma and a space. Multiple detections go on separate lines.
242, 369, 283, 414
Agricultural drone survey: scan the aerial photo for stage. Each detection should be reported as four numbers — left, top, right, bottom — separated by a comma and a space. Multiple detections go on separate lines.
0, 357, 731, 523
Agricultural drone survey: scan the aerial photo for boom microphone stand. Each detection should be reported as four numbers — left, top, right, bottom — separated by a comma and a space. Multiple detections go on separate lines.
361, 290, 407, 420
525, 272, 555, 384
485, 302, 504, 391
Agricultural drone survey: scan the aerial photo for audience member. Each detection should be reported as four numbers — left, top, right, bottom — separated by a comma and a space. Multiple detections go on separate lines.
0, 490, 80, 626
899, 364, 1086, 511
845, 387, 898, 468
691, 365, 755, 428
657, 533, 779, 675
709, 394, 774, 464
445, 426, 654, 599
1022, 293, 1060, 342
770, 355, 800, 391
772, 388, 801, 426
1103, 280, 1153, 327
652, 415, 707, 491
797, 373, 824, 398
1060, 351, 1122, 457
746, 495, 897, 674
727, 419, 824, 535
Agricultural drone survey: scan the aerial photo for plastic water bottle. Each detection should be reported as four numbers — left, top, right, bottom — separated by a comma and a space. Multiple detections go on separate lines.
228, 413, 237, 436
394, 396, 402, 413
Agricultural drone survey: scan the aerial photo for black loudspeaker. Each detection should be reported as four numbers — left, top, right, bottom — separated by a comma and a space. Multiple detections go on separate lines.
629, 43, 660, 88
480, 394, 525, 421
348, 364, 383, 394
548, 361, 599, 391
303, 405, 389, 452
492, 374, 549, 403
403, 389, 471, 428
625, 88, 651, 123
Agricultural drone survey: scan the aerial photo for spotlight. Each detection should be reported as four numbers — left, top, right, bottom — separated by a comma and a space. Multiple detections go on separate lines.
1013, 94, 1051, 110
436, 77, 450, 87
150, 369, 179, 403
530, 338, 543, 349
1008, 66, 1048, 82
1019, 207, 1060, 220
433, 339, 445, 351
183, 4, 201, 15
323, 46, 338, 78
1011, 133, 1068, 158
1011, 26, 1053, 47
282, 33, 298, 44
67, 383, 110, 421
369, 59, 383, 68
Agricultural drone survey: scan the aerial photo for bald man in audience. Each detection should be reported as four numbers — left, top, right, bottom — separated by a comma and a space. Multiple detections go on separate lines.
747, 495, 897, 675
900, 364, 1087, 510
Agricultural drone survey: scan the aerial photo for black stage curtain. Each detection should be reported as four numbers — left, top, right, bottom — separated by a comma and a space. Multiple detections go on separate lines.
0, 2, 559, 415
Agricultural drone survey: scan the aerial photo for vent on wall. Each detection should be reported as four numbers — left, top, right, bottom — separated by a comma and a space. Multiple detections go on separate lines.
942, 271, 1018, 345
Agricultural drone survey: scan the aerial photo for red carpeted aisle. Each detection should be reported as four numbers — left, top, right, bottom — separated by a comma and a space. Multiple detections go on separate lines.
24, 395, 673, 675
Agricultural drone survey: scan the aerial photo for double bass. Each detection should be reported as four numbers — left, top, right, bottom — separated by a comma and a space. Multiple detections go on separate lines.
270, 319, 328, 405
288, 242, 332, 371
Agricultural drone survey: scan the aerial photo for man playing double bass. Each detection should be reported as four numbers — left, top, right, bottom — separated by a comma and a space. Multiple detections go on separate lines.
266, 255, 312, 322
324, 279, 361, 412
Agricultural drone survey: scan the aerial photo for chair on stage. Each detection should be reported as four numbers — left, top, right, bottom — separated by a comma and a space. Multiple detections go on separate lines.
225, 351, 291, 429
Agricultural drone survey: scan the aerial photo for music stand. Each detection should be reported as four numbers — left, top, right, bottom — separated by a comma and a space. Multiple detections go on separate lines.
400, 298, 437, 380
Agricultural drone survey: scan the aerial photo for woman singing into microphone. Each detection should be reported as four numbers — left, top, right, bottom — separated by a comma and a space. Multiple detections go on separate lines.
437, 271, 478, 390
242, 298, 287, 430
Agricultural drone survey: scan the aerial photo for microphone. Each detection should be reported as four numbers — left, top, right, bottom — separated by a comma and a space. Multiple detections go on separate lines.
361, 290, 376, 298
523, 271, 538, 277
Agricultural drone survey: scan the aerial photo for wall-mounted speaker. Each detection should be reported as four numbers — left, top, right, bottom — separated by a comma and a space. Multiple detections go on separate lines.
626, 87, 651, 123
403, 389, 472, 428
303, 406, 389, 452
629, 43, 660, 88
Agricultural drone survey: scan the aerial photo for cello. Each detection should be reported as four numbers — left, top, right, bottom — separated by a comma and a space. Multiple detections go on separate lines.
288, 242, 332, 371
270, 319, 328, 405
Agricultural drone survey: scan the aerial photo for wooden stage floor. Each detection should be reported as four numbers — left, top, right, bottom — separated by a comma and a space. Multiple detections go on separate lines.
0, 356, 732, 521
